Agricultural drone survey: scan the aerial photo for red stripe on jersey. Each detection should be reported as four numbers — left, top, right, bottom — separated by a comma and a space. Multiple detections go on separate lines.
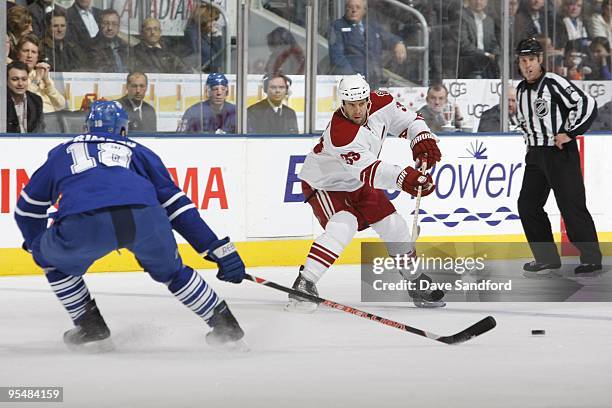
360, 160, 381, 188
312, 242, 339, 260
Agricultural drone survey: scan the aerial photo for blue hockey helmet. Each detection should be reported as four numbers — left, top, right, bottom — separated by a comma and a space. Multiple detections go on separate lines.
86, 100, 129, 136
206, 73, 228, 89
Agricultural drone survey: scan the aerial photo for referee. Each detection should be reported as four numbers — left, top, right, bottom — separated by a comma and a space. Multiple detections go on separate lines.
515, 38, 602, 275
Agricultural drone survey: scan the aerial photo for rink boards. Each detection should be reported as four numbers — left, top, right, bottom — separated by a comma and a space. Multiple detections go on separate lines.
1, 133, 610, 275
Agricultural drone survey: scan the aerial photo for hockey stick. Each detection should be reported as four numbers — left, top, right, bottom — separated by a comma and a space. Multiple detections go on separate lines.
244, 274, 496, 345
410, 161, 428, 243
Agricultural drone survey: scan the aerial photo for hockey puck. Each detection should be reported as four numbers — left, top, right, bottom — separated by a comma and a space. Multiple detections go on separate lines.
531, 329, 546, 335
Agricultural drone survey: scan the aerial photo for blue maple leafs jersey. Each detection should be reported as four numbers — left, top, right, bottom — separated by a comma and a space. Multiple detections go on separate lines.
15, 133, 217, 252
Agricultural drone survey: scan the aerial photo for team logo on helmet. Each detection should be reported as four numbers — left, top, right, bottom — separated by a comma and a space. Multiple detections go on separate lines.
534, 97, 548, 117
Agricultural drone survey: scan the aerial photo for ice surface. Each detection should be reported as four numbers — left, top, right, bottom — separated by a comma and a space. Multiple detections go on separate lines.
1, 265, 611, 408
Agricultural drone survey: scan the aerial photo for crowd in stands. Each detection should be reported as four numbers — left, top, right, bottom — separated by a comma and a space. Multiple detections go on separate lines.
4, 0, 612, 134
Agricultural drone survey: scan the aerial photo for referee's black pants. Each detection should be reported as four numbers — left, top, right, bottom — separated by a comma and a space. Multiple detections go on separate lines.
518, 141, 602, 265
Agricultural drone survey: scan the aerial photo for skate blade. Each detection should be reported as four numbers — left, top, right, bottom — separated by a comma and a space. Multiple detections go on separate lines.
413, 300, 446, 308
209, 338, 250, 353
284, 299, 318, 313
523, 269, 558, 279
65, 337, 115, 353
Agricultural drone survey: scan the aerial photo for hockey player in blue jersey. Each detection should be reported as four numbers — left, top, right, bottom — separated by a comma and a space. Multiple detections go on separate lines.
15, 100, 246, 350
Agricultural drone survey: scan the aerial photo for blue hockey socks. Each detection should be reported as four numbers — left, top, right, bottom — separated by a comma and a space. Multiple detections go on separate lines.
45, 269, 92, 324
167, 267, 220, 325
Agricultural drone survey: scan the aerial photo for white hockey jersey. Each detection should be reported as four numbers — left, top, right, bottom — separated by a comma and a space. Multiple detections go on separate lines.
299, 91, 431, 192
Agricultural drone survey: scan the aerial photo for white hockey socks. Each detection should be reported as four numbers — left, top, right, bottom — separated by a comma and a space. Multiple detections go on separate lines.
302, 211, 357, 283
45, 269, 92, 324
167, 266, 220, 325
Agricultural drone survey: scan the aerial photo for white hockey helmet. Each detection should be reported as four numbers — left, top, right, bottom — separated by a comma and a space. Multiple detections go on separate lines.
338, 74, 370, 102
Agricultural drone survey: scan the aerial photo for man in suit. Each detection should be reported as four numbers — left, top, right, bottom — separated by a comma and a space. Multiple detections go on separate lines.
328, 0, 407, 86
66, 0, 102, 49
88, 9, 129, 73
131, 18, 189, 74
416, 84, 464, 133
247, 73, 298, 134
590, 100, 612, 131
458, 0, 501, 78
117, 72, 157, 132
477, 87, 519, 132
6, 61, 45, 133
28, 0, 66, 39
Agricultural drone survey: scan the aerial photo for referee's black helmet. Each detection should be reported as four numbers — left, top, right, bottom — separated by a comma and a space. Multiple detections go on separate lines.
516, 38, 544, 56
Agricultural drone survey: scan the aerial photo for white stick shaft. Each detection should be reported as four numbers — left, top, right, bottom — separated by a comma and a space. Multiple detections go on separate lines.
410, 162, 428, 243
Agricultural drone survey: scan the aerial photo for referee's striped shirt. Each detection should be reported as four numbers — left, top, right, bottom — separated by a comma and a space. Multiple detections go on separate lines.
516, 72, 598, 146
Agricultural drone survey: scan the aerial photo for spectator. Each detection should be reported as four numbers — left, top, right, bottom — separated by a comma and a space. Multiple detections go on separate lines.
66, 0, 102, 49
514, 0, 553, 47
184, 4, 225, 73
131, 18, 190, 74
28, 0, 66, 39
590, 100, 612, 130
247, 72, 298, 134
42, 9, 86, 72
178, 73, 236, 134
7, 5, 34, 59
265, 27, 305, 75
328, 0, 407, 86
87, 9, 129, 73
17, 33, 66, 113
477, 87, 520, 132
416, 84, 464, 133
555, 0, 590, 50
561, 38, 592, 79
6, 60, 45, 133
117, 72, 157, 132
6, 35, 14, 64
586, 36, 612, 79
458, 0, 501, 78
590, 0, 612, 46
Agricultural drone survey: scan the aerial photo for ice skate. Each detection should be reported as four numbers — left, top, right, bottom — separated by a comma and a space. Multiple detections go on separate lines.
408, 289, 447, 308
206, 301, 248, 352
63, 299, 114, 352
406, 274, 446, 308
522, 261, 561, 278
285, 267, 319, 313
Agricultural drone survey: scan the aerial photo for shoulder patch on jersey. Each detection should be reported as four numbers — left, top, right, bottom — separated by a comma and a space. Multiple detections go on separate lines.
368, 91, 394, 115
330, 111, 361, 147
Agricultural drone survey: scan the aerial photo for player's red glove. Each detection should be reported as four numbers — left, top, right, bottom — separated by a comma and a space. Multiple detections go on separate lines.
411, 132, 441, 170
397, 166, 435, 197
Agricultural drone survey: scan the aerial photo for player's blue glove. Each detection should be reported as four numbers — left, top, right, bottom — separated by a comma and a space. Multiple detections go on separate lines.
205, 237, 245, 283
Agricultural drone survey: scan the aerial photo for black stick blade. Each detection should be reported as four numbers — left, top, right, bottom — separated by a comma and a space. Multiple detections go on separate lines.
438, 316, 497, 345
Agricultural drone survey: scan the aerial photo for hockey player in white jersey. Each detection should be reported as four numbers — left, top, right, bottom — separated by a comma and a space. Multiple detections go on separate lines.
289, 74, 445, 311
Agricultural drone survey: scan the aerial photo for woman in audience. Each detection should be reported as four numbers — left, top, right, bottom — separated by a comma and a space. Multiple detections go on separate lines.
6, 35, 14, 64
16, 34, 66, 113
265, 27, 305, 75
42, 9, 86, 72
587, 36, 612, 79
7, 5, 34, 60
590, 0, 612, 46
184, 4, 225, 73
